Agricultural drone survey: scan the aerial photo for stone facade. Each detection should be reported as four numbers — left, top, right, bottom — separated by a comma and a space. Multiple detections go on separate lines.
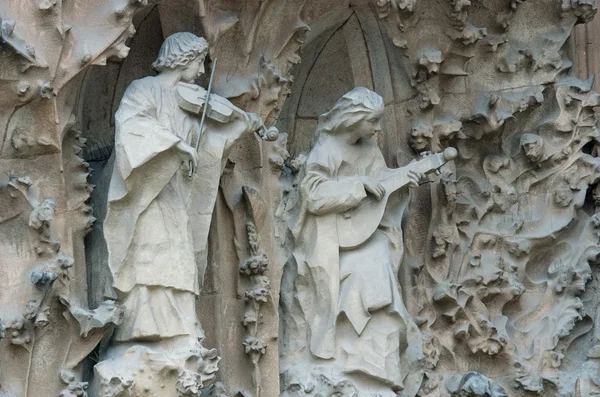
1, 1, 600, 396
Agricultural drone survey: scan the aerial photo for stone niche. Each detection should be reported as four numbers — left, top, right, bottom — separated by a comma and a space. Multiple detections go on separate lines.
1, 0, 600, 397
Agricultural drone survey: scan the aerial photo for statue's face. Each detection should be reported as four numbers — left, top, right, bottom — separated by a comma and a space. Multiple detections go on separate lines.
522, 140, 543, 163
352, 115, 382, 140
181, 55, 206, 83
410, 127, 432, 152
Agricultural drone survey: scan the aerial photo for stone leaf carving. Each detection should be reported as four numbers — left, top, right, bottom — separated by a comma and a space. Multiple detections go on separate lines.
368, 0, 600, 395
1, 171, 120, 396
446, 372, 507, 397
0, 1, 148, 395
1, 1, 600, 397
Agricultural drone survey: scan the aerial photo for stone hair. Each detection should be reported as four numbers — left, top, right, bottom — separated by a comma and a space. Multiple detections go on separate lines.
315, 87, 384, 139
151, 32, 209, 72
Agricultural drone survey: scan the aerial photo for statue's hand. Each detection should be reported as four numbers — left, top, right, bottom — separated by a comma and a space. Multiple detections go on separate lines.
246, 112, 263, 132
406, 169, 425, 187
177, 141, 199, 177
360, 176, 386, 200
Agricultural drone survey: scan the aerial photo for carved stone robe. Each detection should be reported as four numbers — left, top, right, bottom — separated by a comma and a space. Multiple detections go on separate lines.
293, 133, 418, 389
104, 76, 252, 342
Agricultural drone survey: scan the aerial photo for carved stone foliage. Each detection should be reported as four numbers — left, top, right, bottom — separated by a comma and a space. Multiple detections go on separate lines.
0, 167, 121, 397
240, 216, 270, 396
274, 0, 600, 396
1, 1, 600, 397
0, 1, 146, 395
367, 0, 600, 395
159, 0, 309, 125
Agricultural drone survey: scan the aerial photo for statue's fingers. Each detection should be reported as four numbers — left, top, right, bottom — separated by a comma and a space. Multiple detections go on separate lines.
408, 169, 420, 179
408, 175, 419, 187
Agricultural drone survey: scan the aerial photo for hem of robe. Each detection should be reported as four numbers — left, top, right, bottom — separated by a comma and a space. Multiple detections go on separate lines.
339, 313, 405, 391
113, 285, 203, 343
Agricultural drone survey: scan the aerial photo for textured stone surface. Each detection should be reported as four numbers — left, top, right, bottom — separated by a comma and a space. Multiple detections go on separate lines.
0, 0, 599, 396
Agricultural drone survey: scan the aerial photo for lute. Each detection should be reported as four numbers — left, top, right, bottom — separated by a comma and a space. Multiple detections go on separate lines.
337, 147, 457, 249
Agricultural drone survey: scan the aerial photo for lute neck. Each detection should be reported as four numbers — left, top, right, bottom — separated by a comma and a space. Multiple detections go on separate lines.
379, 151, 453, 194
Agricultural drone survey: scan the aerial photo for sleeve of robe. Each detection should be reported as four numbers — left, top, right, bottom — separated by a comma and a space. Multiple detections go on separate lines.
301, 145, 367, 215
114, 80, 182, 185
105, 79, 186, 292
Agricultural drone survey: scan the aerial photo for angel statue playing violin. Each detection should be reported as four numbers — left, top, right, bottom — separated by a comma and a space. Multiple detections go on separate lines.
96, 32, 263, 394
285, 87, 454, 396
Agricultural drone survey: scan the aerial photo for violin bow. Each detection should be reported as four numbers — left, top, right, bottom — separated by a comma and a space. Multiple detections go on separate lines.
195, 57, 217, 153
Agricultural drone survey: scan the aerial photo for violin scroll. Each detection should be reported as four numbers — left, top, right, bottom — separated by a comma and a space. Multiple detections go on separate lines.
245, 112, 278, 141
257, 125, 279, 141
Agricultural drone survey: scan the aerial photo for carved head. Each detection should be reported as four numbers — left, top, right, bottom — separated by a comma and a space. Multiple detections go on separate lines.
520, 133, 544, 164
315, 87, 384, 143
268, 132, 290, 170
152, 32, 209, 82
548, 259, 591, 294
410, 121, 434, 152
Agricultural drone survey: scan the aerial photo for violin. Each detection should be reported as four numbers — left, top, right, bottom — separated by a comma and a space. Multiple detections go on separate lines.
175, 82, 278, 142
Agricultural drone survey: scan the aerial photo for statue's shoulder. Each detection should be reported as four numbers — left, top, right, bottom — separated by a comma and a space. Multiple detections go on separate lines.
306, 135, 341, 168
129, 76, 160, 90
116, 77, 159, 114
122, 76, 160, 99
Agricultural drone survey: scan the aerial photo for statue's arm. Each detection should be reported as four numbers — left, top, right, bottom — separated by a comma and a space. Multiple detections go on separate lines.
115, 82, 184, 180
302, 150, 367, 215
204, 104, 263, 156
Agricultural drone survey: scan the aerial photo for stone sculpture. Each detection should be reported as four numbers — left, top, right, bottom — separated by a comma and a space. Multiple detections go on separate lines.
282, 87, 450, 396
2, 1, 600, 397
92, 32, 263, 396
